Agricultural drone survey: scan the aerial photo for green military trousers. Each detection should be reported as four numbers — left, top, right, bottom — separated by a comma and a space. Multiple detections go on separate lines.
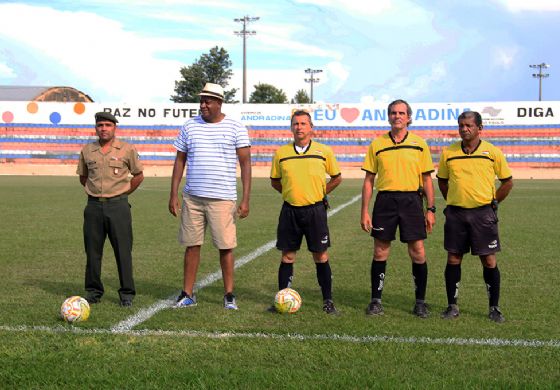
83, 195, 135, 302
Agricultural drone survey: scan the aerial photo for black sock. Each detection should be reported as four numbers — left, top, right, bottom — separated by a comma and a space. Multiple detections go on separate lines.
483, 266, 501, 307
444, 263, 461, 305
315, 261, 332, 301
371, 260, 386, 300
412, 262, 428, 301
278, 262, 293, 290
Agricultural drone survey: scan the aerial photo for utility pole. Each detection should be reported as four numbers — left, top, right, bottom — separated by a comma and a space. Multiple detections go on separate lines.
304, 68, 322, 103
529, 63, 550, 101
234, 15, 259, 103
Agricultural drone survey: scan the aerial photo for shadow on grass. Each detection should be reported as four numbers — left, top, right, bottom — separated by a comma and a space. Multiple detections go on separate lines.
25, 276, 178, 304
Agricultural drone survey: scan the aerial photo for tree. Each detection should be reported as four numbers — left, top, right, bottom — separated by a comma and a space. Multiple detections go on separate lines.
249, 83, 288, 103
291, 89, 311, 104
171, 46, 238, 103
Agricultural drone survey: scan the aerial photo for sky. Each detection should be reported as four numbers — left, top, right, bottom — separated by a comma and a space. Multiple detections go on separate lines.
0, 0, 559, 104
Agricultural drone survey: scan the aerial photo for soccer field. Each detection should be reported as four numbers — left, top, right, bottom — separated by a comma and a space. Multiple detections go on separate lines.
0, 176, 559, 388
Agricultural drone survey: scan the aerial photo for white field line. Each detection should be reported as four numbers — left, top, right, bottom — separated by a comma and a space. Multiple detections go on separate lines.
110, 194, 362, 332
1, 325, 559, 349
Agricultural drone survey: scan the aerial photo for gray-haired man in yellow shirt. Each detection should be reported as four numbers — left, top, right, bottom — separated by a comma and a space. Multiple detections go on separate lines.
361, 99, 436, 318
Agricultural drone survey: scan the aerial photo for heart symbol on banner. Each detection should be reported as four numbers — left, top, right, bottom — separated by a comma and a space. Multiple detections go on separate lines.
341, 108, 360, 123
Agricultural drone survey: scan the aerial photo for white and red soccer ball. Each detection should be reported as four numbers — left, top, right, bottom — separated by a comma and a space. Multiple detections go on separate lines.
60, 296, 90, 323
274, 288, 302, 314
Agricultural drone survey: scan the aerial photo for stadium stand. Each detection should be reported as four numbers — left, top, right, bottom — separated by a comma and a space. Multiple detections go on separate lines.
1, 123, 559, 168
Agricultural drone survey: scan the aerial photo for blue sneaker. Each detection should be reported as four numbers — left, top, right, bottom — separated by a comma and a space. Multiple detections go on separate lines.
223, 293, 238, 310
175, 291, 197, 308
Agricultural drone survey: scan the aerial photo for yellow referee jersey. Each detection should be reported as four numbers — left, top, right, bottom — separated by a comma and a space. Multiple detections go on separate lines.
437, 140, 512, 208
271, 140, 341, 206
362, 131, 434, 191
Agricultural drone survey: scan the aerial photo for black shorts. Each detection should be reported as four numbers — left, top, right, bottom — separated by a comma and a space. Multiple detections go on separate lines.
371, 191, 426, 243
276, 201, 330, 253
444, 205, 500, 256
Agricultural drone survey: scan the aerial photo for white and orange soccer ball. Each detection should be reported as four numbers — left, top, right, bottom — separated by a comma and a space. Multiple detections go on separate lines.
60, 296, 90, 323
274, 288, 302, 314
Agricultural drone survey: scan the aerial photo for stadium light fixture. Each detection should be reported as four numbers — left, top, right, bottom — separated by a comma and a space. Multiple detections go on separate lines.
234, 16, 260, 104
529, 63, 550, 101
304, 68, 322, 103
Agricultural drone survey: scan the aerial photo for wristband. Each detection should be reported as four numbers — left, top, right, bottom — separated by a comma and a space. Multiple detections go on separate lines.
426, 206, 436, 213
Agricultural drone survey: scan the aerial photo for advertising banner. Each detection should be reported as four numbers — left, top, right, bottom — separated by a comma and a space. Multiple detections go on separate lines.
1, 101, 559, 127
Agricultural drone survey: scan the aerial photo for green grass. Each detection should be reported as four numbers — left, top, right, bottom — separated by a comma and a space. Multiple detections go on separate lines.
1, 176, 559, 388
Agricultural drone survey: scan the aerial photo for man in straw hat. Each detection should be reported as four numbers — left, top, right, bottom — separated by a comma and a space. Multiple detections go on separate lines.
169, 82, 252, 310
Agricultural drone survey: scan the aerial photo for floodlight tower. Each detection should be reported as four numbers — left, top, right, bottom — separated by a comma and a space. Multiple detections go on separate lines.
529, 63, 550, 101
304, 68, 322, 103
234, 15, 260, 103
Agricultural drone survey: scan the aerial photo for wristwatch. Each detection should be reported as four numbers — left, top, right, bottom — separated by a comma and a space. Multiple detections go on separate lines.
426, 206, 436, 213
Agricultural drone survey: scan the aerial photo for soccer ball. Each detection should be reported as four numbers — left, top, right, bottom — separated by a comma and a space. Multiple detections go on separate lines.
274, 288, 302, 314
60, 296, 90, 323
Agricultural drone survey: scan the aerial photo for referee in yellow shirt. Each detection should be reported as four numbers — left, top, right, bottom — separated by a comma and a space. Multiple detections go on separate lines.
361, 99, 436, 318
437, 111, 513, 323
270, 110, 342, 314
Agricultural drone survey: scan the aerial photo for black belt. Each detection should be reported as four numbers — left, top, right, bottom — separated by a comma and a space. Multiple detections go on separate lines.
447, 204, 492, 211
284, 201, 324, 209
88, 194, 128, 203
378, 191, 418, 194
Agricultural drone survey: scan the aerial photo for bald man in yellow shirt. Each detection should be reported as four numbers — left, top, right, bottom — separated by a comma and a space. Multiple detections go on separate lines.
437, 110, 513, 323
